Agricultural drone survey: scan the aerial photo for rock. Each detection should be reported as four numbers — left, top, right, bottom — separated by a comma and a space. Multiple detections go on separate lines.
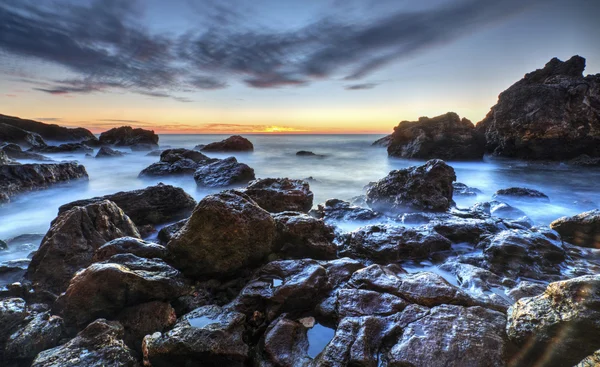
27, 200, 140, 294
482, 229, 565, 280
388, 305, 510, 367
145, 149, 163, 156
0, 162, 88, 203
507, 275, 600, 366
156, 219, 187, 245
507, 281, 547, 302
99, 126, 159, 147
231, 259, 329, 321
30, 142, 93, 153
1, 143, 52, 161
387, 112, 485, 160
569, 154, 600, 167
55, 254, 189, 327
340, 225, 451, 262
92, 237, 168, 262
335, 288, 408, 318
142, 305, 248, 367
258, 316, 311, 367
0, 298, 28, 349
0, 122, 47, 147
4, 311, 64, 364
30, 319, 139, 367
0, 113, 95, 141
95, 146, 125, 158
477, 55, 600, 159
0, 149, 12, 165
167, 190, 276, 277
372, 134, 393, 147
160, 148, 209, 163
193, 157, 255, 187
489, 201, 529, 220
0, 259, 30, 286
116, 301, 176, 352
201, 135, 253, 152
59, 183, 196, 226
139, 149, 215, 177
244, 178, 313, 213
296, 150, 325, 157
366, 159, 456, 213
272, 212, 337, 260
310, 199, 381, 222
550, 209, 600, 248
493, 187, 549, 201
453, 182, 482, 197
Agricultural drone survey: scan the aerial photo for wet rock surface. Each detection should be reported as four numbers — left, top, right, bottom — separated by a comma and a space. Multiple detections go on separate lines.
477, 55, 600, 159
193, 156, 255, 187
58, 183, 196, 226
0, 162, 88, 203
95, 146, 125, 158
92, 237, 168, 262
311, 198, 381, 222
139, 148, 215, 177
245, 178, 313, 213
550, 209, 600, 248
4, 311, 64, 364
1, 143, 52, 161
200, 135, 254, 152
30, 142, 93, 154
0, 123, 47, 148
387, 112, 485, 160
27, 200, 140, 294
493, 187, 549, 201
273, 212, 337, 260
366, 159, 456, 213
99, 126, 159, 148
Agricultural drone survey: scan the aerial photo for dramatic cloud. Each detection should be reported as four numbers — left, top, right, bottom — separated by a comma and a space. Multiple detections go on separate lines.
345, 83, 378, 90
0, 0, 538, 98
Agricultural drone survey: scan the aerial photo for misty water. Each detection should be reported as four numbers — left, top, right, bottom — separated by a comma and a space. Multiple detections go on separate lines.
1, 134, 600, 265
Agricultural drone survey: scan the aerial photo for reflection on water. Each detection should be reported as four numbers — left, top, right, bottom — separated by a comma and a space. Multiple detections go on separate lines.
1, 134, 599, 263
307, 323, 335, 358
187, 315, 218, 328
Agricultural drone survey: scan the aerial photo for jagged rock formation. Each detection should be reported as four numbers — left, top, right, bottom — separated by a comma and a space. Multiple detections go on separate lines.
0, 114, 95, 142
99, 126, 159, 148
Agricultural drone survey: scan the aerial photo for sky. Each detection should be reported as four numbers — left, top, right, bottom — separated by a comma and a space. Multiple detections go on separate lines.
0, 0, 599, 134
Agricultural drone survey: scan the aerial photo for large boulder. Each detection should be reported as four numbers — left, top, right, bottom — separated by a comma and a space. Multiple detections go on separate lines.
273, 212, 337, 260
167, 190, 276, 277
244, 178, 313, 213
193, 157, 255, 187
30, 319, 139, 367
388, 305, 510, 367
477, 55, 600, 159
116, 301, 176, 352
0, 123, 46, 148
142, 305, 248, 367
550, 209, 600, 248
387, 112, 485, 160
1, 143, 51, 161
0, 113, 95, 141
99, 126, 159, 148
30, 143, 93, 154
58, 183, 196, 226
139, 148, 215, 177
493, 187, 549, 201
200, 135, 253, 152
27, 200, 140, 294
55, 254, 189, 327
366, 159, 456, 213
3, 311, 64, 364
507, 275, 600, 366
0, 162, 88, 203
0, 298, 29, 353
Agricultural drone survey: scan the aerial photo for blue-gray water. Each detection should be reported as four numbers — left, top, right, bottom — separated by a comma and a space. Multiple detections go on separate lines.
1, 134, 599, 263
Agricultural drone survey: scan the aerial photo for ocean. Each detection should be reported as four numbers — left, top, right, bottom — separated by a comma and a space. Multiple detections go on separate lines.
1, 134, 599, 263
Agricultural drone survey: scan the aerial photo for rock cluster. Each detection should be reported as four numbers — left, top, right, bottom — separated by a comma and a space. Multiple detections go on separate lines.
200, 135, 254, 152
99, 126, 159, 149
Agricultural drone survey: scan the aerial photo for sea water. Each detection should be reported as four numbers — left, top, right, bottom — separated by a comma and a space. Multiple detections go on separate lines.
1, 134, 599, 263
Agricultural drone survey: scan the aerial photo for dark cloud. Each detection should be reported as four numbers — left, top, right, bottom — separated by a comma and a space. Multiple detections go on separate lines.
345, 83, 378, 90
0, 0, 538, 95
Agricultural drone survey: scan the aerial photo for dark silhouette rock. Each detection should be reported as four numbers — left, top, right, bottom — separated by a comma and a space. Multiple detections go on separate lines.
1, 143, 51, 161
273, 212, 337, 260
167, 190, 276, 277
507, 275, 600, 367
372, 134, 393, 147
143, 305, 248, 367
139, 148, 215, 177
30, 319, 139, 367
0, 123, 47, 148
387, 112, 485, 160
244, 178, 313, 213
493, 187, 549, 201
30, 142, 93, 154
201, 135, 253, 152
0, 162, 88, 203
550, 209, 600, 248
477, 55, 600, 159
55, 254, 189, 327
99, 126, 159, 148
296, 150, 325, 157
569, 154, 600, 167
59, 183, 196, 226
27, 200, 140, 294
95, 146, 125, 158
0, 114, 95, 142
193, 157, 255, 187
366, 159, 456, 213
